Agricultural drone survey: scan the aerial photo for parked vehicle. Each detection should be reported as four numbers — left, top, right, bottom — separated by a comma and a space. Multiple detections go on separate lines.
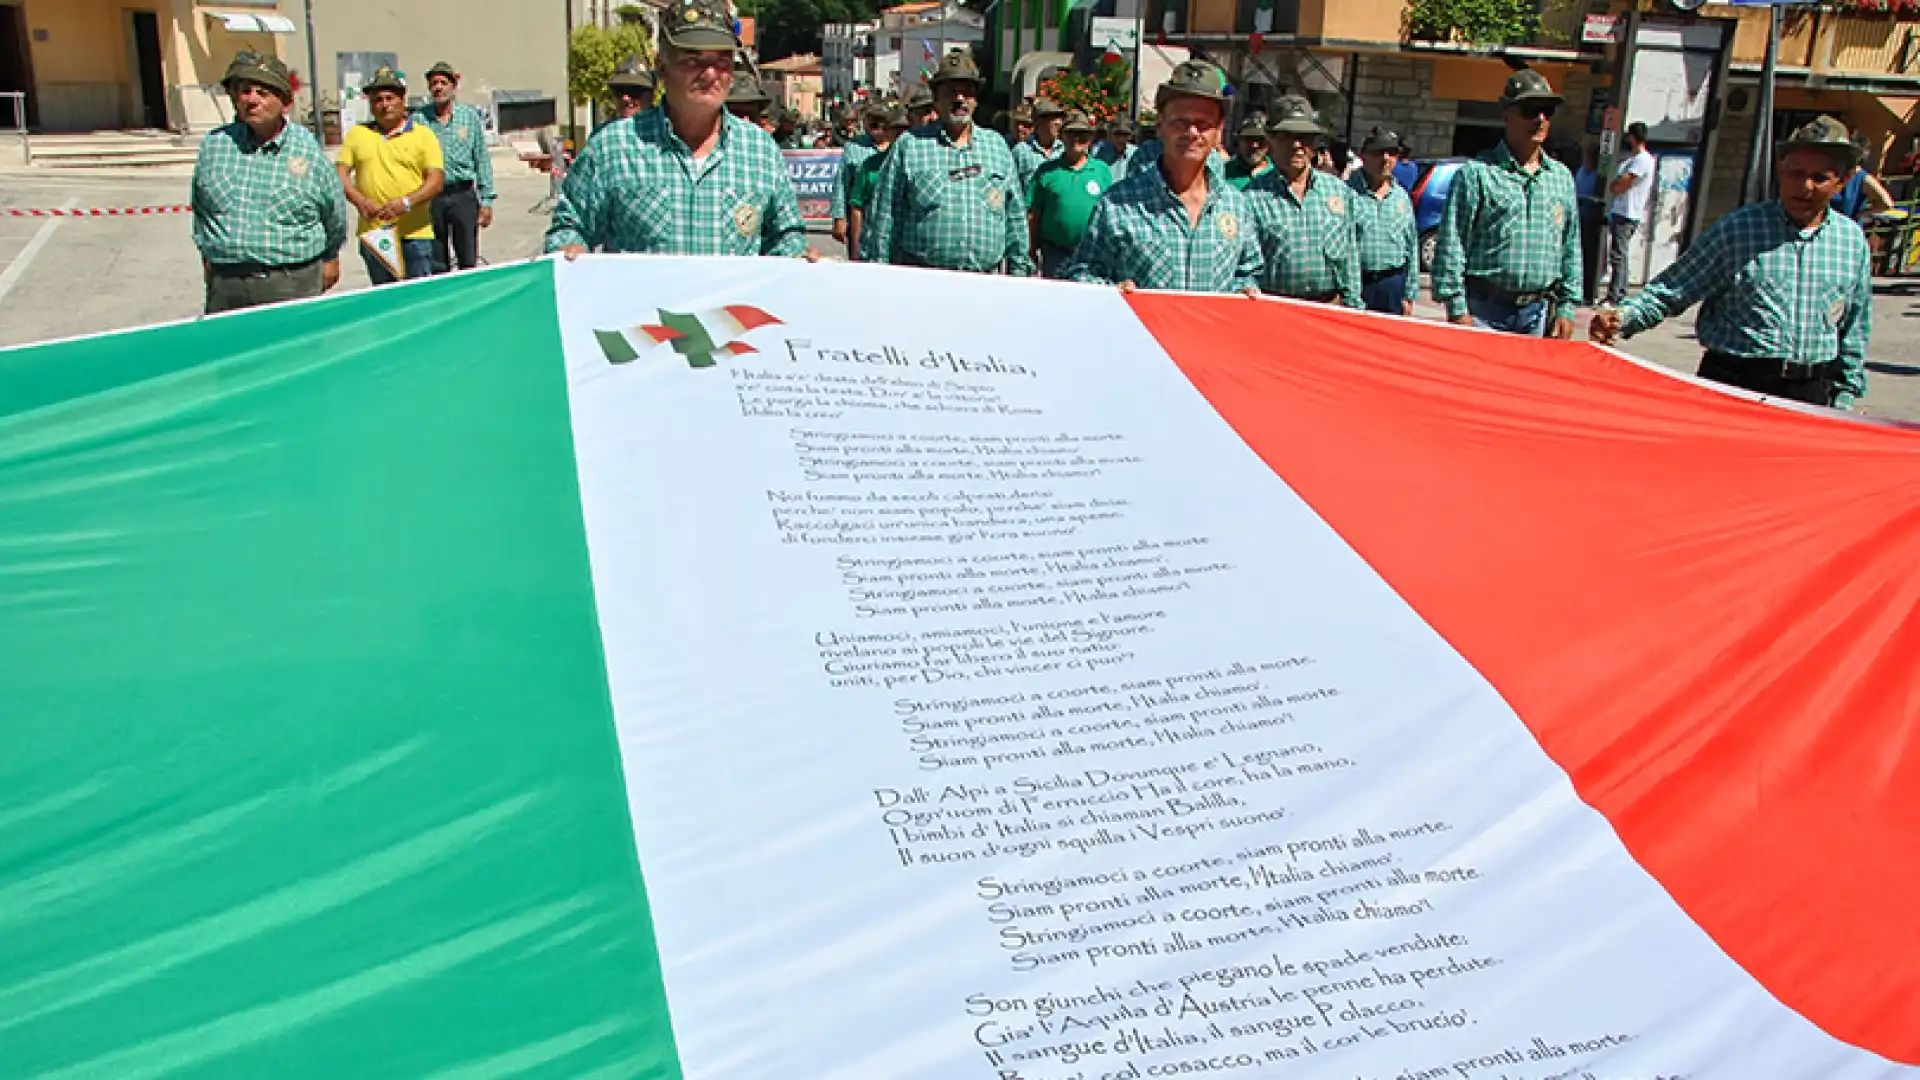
1407, 158, 1469, 272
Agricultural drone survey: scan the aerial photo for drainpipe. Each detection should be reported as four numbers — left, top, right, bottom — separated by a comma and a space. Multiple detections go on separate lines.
302, 0, 323, 142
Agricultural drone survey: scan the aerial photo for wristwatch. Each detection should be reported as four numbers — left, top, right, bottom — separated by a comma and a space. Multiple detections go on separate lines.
401, 196, 412, 211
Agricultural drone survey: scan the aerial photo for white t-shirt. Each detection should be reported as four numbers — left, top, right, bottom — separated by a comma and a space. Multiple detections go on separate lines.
1614, 148, 1656, 221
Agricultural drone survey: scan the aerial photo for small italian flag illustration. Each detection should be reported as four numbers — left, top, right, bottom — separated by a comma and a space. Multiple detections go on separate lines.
593, 305, 782, 367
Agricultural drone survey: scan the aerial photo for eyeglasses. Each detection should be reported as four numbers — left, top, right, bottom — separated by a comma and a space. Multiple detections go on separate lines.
1162, 116, 1219, 134
672, 52, 733, 72
1514, 103, 1555, 119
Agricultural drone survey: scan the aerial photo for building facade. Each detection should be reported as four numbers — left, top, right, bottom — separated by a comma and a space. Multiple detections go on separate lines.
0, 0, 302, 131
1014, 0, 1913, 230
0, 0, 596, 135
823, 21, 876, 101
883, 1, 984, 97
761, 53, 823, 121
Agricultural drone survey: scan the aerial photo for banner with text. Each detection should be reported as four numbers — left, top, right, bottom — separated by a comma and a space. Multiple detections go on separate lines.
2, 257, 1916, 1080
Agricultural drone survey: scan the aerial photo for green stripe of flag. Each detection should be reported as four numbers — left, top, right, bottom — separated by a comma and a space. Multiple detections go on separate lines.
0, 264, 682, 1079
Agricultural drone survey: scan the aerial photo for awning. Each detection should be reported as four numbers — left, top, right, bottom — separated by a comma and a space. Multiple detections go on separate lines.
208, 11, 297, 33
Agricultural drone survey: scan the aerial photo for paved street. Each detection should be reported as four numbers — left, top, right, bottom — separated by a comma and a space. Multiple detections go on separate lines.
3, 158, 1917, 421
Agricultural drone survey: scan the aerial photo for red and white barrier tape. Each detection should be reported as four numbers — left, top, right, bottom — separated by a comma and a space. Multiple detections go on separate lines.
5, 205, 191, 217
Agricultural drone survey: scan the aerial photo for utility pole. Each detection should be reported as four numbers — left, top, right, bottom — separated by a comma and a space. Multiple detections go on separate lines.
1126, 0, 1145, 122
565, 0, 577, 140
302, 0, 323, 142
1742, 2, 1781, 204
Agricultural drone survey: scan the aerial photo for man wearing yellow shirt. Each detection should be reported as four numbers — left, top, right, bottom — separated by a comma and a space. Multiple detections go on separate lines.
336, 67, 444, 284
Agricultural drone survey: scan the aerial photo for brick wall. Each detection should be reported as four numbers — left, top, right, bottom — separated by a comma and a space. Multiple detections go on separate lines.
1344, 55, 1458, 159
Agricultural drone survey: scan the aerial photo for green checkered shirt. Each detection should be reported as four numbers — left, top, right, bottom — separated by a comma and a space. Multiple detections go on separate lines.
1013, 136, 1062, 194
1246, 168, 1362, 307
1094, 142, 1136, 181
191, 120, 347, 267
1222, 157, 1271, 191
832, 134, 875, 220
860, 123, 1032, 275
545, 110, 806, 257
1064, 161, 1260, 294
1432, 142, 1583, 322
1621, 200, 1873, 402
412, 101, 495, 204
1347, 172, 1420, 296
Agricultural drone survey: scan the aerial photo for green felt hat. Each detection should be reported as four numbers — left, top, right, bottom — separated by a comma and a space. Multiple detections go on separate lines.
221, 51, 292, 100
1499, 69, 1563, 107
1360, 126, 1403, 153
608, 55, 655, 91
1265, 94, 1321, 136
1780, 115, 1862, 168
361, 66, 406, 95
927, 50, 982, 88
662, 0, 740, 51
1153, 60, 1230, 111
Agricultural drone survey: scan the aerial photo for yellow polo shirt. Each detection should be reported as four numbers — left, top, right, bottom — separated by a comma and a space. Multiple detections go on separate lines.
338, 119, 444, 240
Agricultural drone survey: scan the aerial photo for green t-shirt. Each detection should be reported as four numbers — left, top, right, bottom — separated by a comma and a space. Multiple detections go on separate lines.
1026, 156, 1114, 251
848, 146, 891, 212
1224, 157, 1272, 191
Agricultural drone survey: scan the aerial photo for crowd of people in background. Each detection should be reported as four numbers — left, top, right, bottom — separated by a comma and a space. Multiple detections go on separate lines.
191, 0, 1883, 413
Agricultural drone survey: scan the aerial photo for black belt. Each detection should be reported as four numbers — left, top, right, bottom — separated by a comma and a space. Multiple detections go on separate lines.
1703, 350, 1833, 382
208, 255, 323, 279
1285, 289, 1341, 304
1362, 267, 1408, 285
1466, 277, 1549, 308
441, 180, 476, 194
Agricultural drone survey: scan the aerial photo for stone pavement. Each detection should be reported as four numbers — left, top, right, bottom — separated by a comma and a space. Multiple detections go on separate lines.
2, 161, 1916, 422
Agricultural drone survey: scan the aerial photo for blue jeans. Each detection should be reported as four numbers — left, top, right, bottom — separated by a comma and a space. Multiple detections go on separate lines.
1361, 270, 1409, 314
1467, 293, 1549, 337
362, 238, 436, 286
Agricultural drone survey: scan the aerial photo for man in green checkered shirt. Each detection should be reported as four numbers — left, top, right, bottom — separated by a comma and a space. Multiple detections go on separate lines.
1246, 96, 1360, 307
1592, 116, 1873, 410
1064, 61, 1261, 295
191, 52, 347, 315
415, 61, 495, 273
1012, 97, 1065, 194
831, 112, 876, 255
1432, 69, 1583, 337
860, 51, 1032, 275
547, 0, 805, 259
1348, 126, 1420, 315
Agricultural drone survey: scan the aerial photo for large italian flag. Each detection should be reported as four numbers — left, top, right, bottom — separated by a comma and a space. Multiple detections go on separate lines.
2, 257, 1915, 1079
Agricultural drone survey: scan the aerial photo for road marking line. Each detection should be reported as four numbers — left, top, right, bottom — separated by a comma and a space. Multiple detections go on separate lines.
0, 196, 77, 304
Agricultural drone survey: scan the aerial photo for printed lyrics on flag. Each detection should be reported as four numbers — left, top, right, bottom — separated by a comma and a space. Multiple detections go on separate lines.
657, 327, 1674, 1080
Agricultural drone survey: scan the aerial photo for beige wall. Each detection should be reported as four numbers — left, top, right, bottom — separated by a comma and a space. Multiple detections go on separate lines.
18, 0, 284, 130
277, 0, 568, 131
1299, 0, 1402, 47
21, 0, 131, 127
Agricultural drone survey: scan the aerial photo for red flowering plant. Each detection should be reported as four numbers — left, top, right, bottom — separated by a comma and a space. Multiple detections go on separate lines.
1037, 61, 1133, 124
1828, 0, 1920, 13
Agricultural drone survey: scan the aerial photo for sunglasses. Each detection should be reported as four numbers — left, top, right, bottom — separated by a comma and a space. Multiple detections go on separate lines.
1514, 103, 1555, 120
